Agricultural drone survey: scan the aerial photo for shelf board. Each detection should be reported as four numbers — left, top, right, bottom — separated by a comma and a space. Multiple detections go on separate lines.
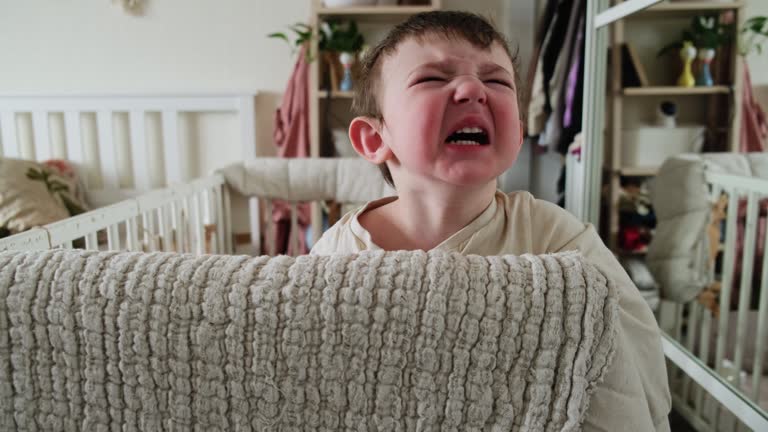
620, 167, 659, 176
318, 91, 354, 99
622, 86, 730, 96
317, 5, 438, 20
636, 1, 744, 16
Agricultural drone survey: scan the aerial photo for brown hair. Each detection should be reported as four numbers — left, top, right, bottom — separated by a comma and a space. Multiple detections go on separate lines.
351, 10, 521, 187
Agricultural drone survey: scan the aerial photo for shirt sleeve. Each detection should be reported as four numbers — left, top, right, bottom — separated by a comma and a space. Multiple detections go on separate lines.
531, 200, 672, 431
309, 224, 338, 255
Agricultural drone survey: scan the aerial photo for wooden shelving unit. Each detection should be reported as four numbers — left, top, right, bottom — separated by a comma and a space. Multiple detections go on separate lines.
622, 85, 731, 96
317, 90, 355, 99
317, 5, 438, 20
605, 1, 744, 251
638, 1, 745, 15
307, 0, 441, 242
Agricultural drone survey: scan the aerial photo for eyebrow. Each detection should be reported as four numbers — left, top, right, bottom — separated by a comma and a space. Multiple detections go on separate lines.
407, 60, 513, 80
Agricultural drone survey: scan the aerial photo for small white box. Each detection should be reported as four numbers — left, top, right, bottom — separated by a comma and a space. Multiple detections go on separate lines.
621, 126, 705, 168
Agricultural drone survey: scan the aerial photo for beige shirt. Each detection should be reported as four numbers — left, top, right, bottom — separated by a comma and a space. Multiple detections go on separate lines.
312, 190, 671, 431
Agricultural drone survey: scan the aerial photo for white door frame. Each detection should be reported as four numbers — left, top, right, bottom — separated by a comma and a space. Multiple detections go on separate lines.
579, 0, 661, 224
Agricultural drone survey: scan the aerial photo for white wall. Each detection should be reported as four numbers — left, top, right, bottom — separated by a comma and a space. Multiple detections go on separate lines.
0, 0, 308, 95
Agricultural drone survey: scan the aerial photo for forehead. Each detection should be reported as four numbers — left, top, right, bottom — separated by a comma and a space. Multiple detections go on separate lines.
380, 34, 515, 78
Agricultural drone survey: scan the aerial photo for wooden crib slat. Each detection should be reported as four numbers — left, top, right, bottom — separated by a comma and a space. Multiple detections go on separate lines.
129, 110, 151, 190
31, 111, 51, 161
85, 232, 98, 250
179, 197, 192, 253
716, 191, 740, 373
107, 223, 120, 251
193, 193, 204, 255
223, 184, 233, 254
249, 197, 261, 256
696, 309, 713, 414
201, 187, 217, 254
126, 217, 140, 252
0, 111, 20, 158
141, 213, 152, 251
734, 192, 759, 374
214, 185, 225, 255
289, 202, 299, 256
170, 202, 181, 253
182, 197, 192, 253
97, 110, 119, 190
158, 206, 172, 253
161, 110, 182, 185
265, 199, 275, 256
63, 111, 85, 167
753, 214, 768, 401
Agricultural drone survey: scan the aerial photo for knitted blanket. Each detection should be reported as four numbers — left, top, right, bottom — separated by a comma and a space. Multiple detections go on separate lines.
0, 249, 618, 431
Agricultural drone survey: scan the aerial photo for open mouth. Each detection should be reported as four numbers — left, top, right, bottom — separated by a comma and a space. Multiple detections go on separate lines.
445, 126, 490, 146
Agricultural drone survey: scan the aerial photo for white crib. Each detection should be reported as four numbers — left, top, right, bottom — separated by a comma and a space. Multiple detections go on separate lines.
655, 171, 768, 431
0, 94, 257, 203
0, 155, 391, 257
0, 94, 270, 253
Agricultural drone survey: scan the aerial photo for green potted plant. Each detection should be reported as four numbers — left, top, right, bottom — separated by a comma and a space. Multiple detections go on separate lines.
269, 20, 365, 90
658, 15, 733, 86
268, 23, 315, 61
740, 16, 768, 56
319, 20, 365, 91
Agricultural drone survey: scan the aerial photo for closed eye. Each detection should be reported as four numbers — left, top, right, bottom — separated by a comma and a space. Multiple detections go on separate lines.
414, 76, 446, 85
485, 79, 513, 88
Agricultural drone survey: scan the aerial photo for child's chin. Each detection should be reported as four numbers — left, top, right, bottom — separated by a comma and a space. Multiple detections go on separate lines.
440, 172, 498, 188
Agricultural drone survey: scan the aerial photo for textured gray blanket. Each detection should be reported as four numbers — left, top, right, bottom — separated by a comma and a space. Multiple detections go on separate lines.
0, 249, 617, 431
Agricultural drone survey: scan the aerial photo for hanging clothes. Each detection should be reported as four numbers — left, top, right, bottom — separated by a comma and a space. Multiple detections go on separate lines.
269, 45, 312, 255
526, 0, 586, 207
528, 0, 585, 150
538, 0, 584, 151
558, 11, 586, 155
528, 0, 573, 136
740, 58, 767, 153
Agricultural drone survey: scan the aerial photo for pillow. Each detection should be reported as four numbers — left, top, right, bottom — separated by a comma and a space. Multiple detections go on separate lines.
0, 158, 89, 235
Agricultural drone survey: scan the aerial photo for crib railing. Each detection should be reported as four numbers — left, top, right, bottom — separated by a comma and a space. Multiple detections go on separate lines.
662, 172, 768, 431
0, 95, 256, 206
0, 174, 231, 255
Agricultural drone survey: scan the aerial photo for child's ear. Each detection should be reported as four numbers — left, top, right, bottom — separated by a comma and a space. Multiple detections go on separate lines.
349, 116, 392, 164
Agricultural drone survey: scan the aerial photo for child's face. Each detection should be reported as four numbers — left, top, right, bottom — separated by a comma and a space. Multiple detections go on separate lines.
377, 35, 523, 188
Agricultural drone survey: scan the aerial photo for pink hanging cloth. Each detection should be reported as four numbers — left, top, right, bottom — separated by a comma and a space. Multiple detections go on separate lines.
740, 58, 767, 153
268, 45, 312, 255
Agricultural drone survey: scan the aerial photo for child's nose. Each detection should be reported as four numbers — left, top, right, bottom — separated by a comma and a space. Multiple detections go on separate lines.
452, 76, 487, 105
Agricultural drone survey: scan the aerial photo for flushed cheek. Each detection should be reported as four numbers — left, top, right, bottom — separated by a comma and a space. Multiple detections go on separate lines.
491, 102, 521, 147
399, 100, 444, 150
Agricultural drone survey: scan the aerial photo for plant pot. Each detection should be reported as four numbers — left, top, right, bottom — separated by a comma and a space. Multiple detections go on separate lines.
322, 51, 359, 92
677, 42, 697, 88
696, 48, 716, 86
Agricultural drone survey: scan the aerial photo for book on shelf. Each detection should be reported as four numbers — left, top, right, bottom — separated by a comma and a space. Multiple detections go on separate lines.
621, 43, 649, 88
